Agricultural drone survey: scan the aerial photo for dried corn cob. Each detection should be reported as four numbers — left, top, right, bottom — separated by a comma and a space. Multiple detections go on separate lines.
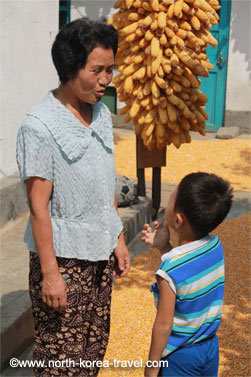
109, 0, 220, 149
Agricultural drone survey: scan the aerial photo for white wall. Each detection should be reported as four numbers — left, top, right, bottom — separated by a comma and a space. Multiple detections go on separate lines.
0, 0, 59, 179
225, 0, 251, 112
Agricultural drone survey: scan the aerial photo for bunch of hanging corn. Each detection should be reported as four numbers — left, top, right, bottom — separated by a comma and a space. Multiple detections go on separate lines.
108, 0, 220, 149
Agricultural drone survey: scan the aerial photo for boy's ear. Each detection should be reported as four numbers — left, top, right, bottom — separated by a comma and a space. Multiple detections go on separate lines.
175, 212, 184, 229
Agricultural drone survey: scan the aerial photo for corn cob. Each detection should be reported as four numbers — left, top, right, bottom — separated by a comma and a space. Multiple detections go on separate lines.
110, 0, 220, 149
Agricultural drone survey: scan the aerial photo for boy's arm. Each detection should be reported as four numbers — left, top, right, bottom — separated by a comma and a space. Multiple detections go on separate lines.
145, 276, 176, 377
142, 221, 173, 254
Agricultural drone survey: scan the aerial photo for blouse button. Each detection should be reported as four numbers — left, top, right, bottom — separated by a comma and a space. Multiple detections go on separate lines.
104, 230, 109, 235
104, 205, 108, 210
98, 155, 101, 160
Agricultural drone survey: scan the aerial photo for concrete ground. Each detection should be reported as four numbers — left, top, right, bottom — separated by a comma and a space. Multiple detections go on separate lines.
1, 127, 250, 376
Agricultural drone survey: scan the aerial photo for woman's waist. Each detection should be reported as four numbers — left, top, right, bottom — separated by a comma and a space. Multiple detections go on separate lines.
49, 207, 119, 223
25, 213, 123, 252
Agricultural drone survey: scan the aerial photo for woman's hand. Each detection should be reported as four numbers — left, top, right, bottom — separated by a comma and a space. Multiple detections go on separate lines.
113, 244, 130, 278
141, 221, 171, 253
113, 232, 130, 278
42, 270, 67, 311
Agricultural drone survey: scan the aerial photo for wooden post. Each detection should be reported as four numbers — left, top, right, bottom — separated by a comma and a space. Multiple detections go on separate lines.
136, 136, 166, 219
152, 167, 161, 219
137, 168, 146, 196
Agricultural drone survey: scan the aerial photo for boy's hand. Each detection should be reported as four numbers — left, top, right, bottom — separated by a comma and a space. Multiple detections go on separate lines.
141, 221, 171, 253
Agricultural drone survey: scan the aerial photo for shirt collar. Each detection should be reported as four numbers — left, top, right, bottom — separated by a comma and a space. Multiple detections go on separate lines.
161, 235, 215, 262
26, 90, 114, 162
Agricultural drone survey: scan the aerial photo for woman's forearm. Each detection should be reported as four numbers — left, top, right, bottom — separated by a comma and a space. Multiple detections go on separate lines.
114, 195, 126, 246
25, 178, 66, 311
30, 208, 67, 311
30, 208, 58, 276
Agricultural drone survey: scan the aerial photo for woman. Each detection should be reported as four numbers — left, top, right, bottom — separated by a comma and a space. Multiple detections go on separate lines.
16, 18, 130, 377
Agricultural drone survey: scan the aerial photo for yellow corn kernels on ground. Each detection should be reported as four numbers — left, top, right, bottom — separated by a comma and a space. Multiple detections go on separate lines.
109, 0, 220, 149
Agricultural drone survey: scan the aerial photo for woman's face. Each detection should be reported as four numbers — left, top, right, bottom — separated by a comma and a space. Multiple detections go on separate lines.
68, 46, 116, 104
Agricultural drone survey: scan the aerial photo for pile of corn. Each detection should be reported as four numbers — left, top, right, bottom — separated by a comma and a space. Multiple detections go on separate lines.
109, 0, 220, 149
99, 213, 251, 376
114, 135, 251, 192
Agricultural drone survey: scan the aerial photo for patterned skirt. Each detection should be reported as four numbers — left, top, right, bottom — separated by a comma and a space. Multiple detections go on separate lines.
29, 252, 115, 377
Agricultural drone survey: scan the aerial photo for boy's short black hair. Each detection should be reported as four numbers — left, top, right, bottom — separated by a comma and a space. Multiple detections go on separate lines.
51, 17, 118, 84
174, 172, 233, 238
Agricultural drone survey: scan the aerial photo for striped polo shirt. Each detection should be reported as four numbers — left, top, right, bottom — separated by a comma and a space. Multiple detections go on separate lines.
150, 234, 224, 357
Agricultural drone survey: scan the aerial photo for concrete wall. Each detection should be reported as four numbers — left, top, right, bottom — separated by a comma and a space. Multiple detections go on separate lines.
0, 0, 59, 179
225, 0, 251, 112
71, 0, 116, 22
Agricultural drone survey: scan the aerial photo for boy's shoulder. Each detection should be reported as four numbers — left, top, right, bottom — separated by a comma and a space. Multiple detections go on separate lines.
159, 234, 222, 270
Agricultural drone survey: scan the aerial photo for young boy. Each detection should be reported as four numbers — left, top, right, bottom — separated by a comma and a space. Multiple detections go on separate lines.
141, 172, 233, 377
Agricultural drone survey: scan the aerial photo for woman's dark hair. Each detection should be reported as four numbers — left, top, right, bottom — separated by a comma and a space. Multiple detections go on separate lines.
174, 172, 233, 238
51, 18, 118, 84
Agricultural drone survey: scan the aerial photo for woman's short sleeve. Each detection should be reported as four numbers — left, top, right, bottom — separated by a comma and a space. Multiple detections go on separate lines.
16, 120, 53, 182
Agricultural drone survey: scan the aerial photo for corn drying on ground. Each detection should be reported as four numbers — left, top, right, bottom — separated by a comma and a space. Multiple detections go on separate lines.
100, 213, 250, 377
98, 135, 251, 376
114, 134, 251, 191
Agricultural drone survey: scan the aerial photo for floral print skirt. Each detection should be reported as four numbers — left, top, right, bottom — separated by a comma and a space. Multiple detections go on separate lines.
29, 252, 115, 377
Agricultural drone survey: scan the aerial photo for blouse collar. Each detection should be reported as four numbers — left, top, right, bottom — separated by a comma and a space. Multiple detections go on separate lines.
26, 90, 114, 162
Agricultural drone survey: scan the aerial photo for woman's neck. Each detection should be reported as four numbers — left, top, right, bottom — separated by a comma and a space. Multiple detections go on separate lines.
54, 85, 92, 127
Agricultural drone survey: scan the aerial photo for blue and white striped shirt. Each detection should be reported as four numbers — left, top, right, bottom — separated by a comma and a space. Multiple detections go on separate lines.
151, 234, 224, 357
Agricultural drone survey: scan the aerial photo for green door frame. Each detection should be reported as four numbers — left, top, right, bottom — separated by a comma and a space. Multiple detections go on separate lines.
102, 86, 117, 114
59, 0, 71, 28
201, 0, 232, 132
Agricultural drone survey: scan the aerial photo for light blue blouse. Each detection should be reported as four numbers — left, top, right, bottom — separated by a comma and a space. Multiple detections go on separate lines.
16, 90, 123, 261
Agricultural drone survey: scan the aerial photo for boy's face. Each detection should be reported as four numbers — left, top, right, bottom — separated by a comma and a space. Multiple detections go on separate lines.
165, 187, 178, 229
